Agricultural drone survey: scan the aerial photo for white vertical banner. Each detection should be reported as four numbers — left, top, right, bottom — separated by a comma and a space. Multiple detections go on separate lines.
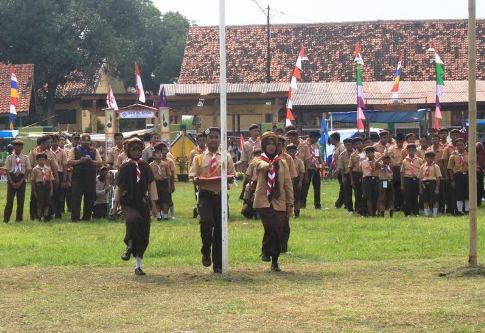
159, 107, 170, 142
219, 0, 229, 274
105, 108, 115, 161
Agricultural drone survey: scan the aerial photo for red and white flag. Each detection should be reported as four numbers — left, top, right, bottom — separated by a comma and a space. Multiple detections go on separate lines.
135, 63, 146, 103
106, 86, 119, 110
286, 45, 308, 127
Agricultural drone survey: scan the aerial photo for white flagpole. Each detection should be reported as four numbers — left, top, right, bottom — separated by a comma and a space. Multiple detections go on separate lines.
219, 0, 229, 274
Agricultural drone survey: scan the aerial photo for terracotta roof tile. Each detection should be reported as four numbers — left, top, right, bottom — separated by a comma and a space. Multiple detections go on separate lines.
0, 63, 34, 114
55, 67, 102, 98
179, 20, 485, 84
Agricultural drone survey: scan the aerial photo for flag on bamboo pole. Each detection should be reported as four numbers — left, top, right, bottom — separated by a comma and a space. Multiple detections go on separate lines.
391, 54, 403, 103
427, 46, 444, 129
106, 86, 119, 110
9, 66, 19, 130
135, 63, 146, 103
354, 43, 365, 130
286, 45, 308, 127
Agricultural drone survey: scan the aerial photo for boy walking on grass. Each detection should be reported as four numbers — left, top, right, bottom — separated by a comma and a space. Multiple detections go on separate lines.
31, 153, 54, 222
149, 143, 173, 221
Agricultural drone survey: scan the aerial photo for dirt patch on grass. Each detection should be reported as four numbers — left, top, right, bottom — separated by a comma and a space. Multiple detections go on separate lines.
0, 259, 484, 332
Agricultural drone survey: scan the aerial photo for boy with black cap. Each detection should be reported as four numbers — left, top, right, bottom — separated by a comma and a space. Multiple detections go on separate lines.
190, 127, 235, 274
349, 137, 366, 215
338, 138, 354, 213
388, 133, 405, 209
400, 143, 423, 216
360, 146, 380, 216
376, 154, 394, 217
3, 139, 31, 223
447, 138, 469, 215
149, 143, 173, 220
331, 132, 346, 209
31, 153, 54, 222
302, 131, 323, 209
113, 137, 158, 275
419, 151, 442, 217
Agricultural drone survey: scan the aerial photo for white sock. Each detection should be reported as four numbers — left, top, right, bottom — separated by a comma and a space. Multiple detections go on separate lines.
424, 208, 430, 217
169, 206, 175, 218
464, 200, 469, 212
156, 212, 161, 219
457, 201, 464, 212
135, 256, 142, 269
432, 208, 438, 217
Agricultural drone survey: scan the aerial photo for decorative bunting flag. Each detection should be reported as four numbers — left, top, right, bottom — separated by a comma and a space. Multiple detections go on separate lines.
157, 86, 168, 108
391, 54, 403, 103
286, 45, 308, 127
427, 45, 444, 129
135, 63, 146, 103
354, 43, 365, 130
9, 66, 19, 130
106, 86, 119, 110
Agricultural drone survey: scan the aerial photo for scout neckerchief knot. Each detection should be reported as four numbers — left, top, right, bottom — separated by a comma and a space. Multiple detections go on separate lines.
248, 137, 258, 150
310, 144, 319, 167
383, 163, 391, 175
424, 162, 434, 177
129, 159, 141, 183
260, 153, 281, 198
209, 153, 218, 175
15, 154, 21, 173
77, 145, 93, 159
459, 154, 465, 168
406, 156, 416, 176
40, 166, 47, 183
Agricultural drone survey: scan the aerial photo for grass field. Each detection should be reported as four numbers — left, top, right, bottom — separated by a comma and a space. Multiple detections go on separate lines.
0, 180, 484, 332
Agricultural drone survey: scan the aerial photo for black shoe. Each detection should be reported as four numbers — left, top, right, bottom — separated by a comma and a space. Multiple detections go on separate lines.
193, 208, 198, 218
213, 267, 222, 274
390, 210, 394, 218
261, 253, 271, 262
157, 217, 162, 221
455, 211, 464, 216
294, 210, 300, 217
271, 263, 281, 272
202, 255, 212, 267
3, 220, 8, 224
315, 205, 322, 209
134, 268, 146, 276
121, 248, 132, 261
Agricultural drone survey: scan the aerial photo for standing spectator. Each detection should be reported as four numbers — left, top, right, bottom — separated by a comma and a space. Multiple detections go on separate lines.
331, 132, 346, 209
51, 134, 68, 218
31, 154, 54, 222
68, 134, 102, 222
401, 144, 423, 216
3, 139, 31, 223
302, 131, 323, 209
338, 138, 354, 213
92, 166, 110, 219
65, 133, 80, 212
476, 142, 485, 206
419, 151, 442, 217
107, 133, 124, 170
141, 132, 161, 162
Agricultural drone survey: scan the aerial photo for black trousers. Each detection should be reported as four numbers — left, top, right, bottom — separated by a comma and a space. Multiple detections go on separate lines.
391, 166, 402, 210
4, 174, 26, 222
342, 173, 353, 212
258, 207, 286, 259
123, 204, 150, 258
92, 203, 108, 219
302, 169, 321, 208
197, 191, 222, 270
454, 172, 469, 202
70, 179, 96, 221
52, 172, 65, 217
352, 172, 364, 215
478, 172, 484, 206
335, 173, 345, 208
403, 177, 420, 216
445, 180, 456, 214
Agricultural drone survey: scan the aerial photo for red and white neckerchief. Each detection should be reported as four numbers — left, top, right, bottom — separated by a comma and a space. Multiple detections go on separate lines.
51, 147, 61, 155
260, 153, 281, 198
405, 156, 416, 176
424, 162, 434, 177
248, 138, 259, 150
209, 153, 218, 175
459, 153, 466, 168
310, 144, 319, 167
40, 167, 47, 183
382, 163, 391, 176
129, 159, 141, 183
368, 159, 375, 173
14, 154, 22, 173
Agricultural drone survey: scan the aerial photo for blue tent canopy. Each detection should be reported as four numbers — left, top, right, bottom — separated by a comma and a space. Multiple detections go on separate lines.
0, 130, 18, 138
330, 110, 426, 123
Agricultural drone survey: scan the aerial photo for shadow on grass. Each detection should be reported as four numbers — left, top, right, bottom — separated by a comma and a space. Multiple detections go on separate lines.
439, 265, 485, 278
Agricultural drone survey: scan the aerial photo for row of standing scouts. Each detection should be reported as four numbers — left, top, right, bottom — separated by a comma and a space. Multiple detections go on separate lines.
2, 125, 477, 275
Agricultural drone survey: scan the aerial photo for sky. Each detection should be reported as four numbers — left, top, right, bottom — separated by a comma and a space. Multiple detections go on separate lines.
154, 0, 484, 26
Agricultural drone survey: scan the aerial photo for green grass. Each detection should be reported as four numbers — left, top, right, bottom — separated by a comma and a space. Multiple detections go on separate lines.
0, 180, 484, 267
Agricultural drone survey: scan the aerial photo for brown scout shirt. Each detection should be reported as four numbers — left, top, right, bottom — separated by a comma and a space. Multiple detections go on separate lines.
31, 165, 53, 183
332, 142, 346, 170
376, 162, 393, 180
189, 150, 236, 193
348, 150, 366, 173
281, 152, 298, 178
337, 150, 353, 174
373, 141, 389, 155
241, 138, 261, 165
418, 163, 442, 181
388, 145, 405, 167
107, 146, 124, 169
400, 156, 423, 178
447, 151, 469, 174
28, 147, 59, 178
149, 160, 171, 180
51, 147, 68, 173
4, 153, 31, 175
252, 158, 294, 211
360, 159, 379, 177
293, 157, 305, 176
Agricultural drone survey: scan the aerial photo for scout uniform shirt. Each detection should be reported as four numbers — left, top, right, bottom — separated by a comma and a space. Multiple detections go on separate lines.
293, 156, 305, 177
441, 143, 456, 171
377, 162, 393, 181
51, 146, 68, 174
241, 138, 261, 166
447, 151, 469, 174
107, 145, 124, 169
4, 153, 31, 175
149, 159, 171, 180
28, 147, 59, 178
281, 152, 298, 178
189, 150, 236, 193
388, 145, 405, 168
427, 145, 445, 175
332, 142, 346, 171
348, 150, 366, 173
296, 139, 311, 166
337, 150, 353, 174
189, 146, 205, 167
373, 141, 389, 155
418, 162, 442, 180
400, 156, 423, 178
360, 158, 379, 177
31, 165, 53, 183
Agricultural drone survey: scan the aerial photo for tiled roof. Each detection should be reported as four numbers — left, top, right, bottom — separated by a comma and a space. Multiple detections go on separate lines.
162, 80, 485, 106
55, 67, 102, 98
179, 20, 485, 84
0, 63, 34, 114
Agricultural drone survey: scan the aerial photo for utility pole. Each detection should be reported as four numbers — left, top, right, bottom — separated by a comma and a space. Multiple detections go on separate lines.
266, 5, 271, 83
467, 0, 478, 267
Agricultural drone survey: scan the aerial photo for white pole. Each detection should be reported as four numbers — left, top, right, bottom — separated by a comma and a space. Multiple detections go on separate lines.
219, 0, 229, 274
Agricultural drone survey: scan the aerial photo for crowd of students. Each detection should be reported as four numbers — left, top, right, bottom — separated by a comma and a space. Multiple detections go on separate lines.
2, 125, 482, 275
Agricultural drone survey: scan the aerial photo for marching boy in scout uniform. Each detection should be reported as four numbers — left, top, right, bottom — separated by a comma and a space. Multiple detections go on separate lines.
419, 151, 442, 217
400, 143, 423, 216
447, 138, 469, 215
189, 127, 235, 274
3, 139, 31, 223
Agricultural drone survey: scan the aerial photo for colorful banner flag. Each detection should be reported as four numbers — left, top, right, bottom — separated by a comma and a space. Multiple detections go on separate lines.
354, 44, 365, 130
157, 85, 168, 108
135, 63, 146, 103
391, 54, 403, 103
286, 45, 308, 127
427, 46, 444, 129
106, 86, 119, 110
9, 66, 18, 130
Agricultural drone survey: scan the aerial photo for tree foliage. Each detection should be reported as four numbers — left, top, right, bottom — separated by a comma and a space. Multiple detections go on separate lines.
0, 0, 190, 120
